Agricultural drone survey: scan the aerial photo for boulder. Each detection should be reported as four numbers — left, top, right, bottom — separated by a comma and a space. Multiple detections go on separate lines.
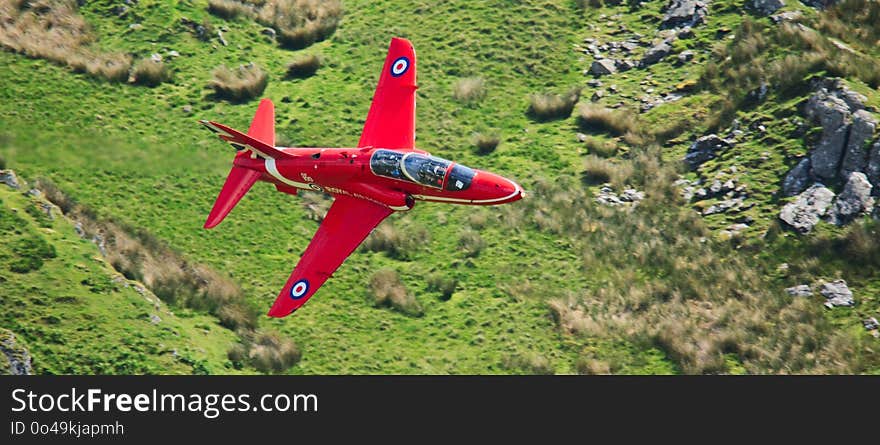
864, 317, 879, 331
801, 0, 841, 9
640, 41, 673, 67
0, 170, 20, 189
785, 284, 813, 297
866, 140, 880, 194
589, 59, 617, 76
782, 157, 812, 197
661, 0, 709, 29
750, 0, 784, 15
819, 279, 853, 307
0, 329, 32, 375
804, 93, 851, 180
684, 134, 733, 169
770, 10, 802, 23
779, 184, 835, 233
840, 110, 877, 178
828, 172, 873, 225
677, 50, 695, 64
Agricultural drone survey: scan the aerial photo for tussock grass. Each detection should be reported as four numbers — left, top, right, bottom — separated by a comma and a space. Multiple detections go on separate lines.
582, 135, 617, 158
208, 0, 342, 50
0, 1, 143, 83
452, 77, 486, 103
209, 63, 268, 102
583, 155, 632, 188
472, 132, 501, 155
576, 104, 638, 136
523, 152, 870, 373
131, 58, 171, 87
362, 221, 428, 260
286, 54, 321, 78
527, 88, 581, 121
502, 353, 554, 375
458, 228, 486, 258
426, 273, 457, 301
369, 269, 423, 316
229, 330, 301, 373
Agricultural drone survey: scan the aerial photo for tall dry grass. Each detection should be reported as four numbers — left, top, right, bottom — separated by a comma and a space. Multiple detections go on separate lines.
515, 146, 871, 373
452, 77, 486, 103
0, 0, 143, 83
527, 88, 581, 121
207, 0, 342, 49
209, 63, 268, 102
369, 268, 423, 316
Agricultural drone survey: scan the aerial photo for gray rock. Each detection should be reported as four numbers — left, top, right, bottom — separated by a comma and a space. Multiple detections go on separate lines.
702, 197, 744, 215
640, 41, 673, 67
661, 0, 709, 29
182, 105, 193, 114
864, 317, 879, 331
819, 279, 853, 307
589, 59, 617, 76
828, 172, 873, 224
0, 170, 20, 189
149, 314, 162, 325
677, 50, 695, 64
614, 59, 636, 72
779, 184, 835, 233
782, 157, 812, 197
167, 50, 180, 58
0, 329, 32, 375
150, 53, 163, 63
684, 134, 733, 169
261, 27, 277, 40
805, 92, 852, 180
750, 0, 784, 15
770, 10, 802, 23
785, 284, 813, 297
866, 140, 880, 194
801, 0, 841, 10
840, 110, 877, 178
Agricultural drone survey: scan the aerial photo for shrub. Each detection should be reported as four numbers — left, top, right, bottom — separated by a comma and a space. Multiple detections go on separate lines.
527, 88, 581, 121
583, 155, 632, 188
452, 77, 486, 103
426, 273, 457, 301
286, 54, 321, 78
502, 353, 554, 375
583, 135, 617, 157
209, 63, 268, 102
131, 58, 170, 87
458, 228, 485, 258
362, 222, 427, 260
207, 0, 255, 19
472, 132, 500, 155
244, 330, 301, 373
576, 104, 638, 136
369, 269, 423, 316
256, 0, 343, 49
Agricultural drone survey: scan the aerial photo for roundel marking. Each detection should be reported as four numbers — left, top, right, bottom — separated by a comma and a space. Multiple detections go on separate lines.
390, 57, 410, 77
290, 279, 310, 299
308, 183, 324, 192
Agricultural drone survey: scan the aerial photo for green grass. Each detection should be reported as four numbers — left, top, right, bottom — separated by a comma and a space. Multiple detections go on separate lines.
1, 0, 879, 374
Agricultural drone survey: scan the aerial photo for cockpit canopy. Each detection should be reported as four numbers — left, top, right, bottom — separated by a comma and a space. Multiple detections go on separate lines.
370, 149, 475, 191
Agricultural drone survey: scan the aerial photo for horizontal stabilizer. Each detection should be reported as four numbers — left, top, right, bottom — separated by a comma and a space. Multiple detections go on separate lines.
199, 120, 294, 160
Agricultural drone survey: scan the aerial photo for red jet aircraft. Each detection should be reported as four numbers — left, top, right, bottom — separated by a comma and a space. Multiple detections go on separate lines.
200, 38, 523, 318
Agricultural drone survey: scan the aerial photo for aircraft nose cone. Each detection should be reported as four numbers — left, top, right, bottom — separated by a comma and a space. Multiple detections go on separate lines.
474, 171, 523, 204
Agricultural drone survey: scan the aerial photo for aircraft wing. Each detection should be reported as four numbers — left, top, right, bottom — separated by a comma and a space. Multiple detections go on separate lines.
267, 195, 393, 317
358, 37, 417, 150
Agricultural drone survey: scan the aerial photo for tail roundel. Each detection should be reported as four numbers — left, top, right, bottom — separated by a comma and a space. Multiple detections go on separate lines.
203, 99, 275, 229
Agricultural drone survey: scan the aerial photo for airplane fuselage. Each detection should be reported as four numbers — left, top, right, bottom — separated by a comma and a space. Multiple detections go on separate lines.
233, 146, 523, 211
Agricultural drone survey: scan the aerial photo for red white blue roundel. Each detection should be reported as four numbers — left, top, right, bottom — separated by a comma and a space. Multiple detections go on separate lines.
290, 279, 310, 299
390, 57, 410, 77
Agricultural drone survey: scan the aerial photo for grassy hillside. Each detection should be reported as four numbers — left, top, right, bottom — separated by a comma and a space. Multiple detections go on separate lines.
1, 0, 878, 374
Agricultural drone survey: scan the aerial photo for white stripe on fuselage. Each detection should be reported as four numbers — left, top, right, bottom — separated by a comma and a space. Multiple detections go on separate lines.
264, 158, 311, 189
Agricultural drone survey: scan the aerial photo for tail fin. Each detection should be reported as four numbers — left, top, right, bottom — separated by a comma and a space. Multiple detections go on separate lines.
203, 99, 275, 229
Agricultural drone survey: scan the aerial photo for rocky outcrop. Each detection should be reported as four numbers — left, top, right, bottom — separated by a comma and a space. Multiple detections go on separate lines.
0, 169, 21, 189
595, 185, 644, 207
779, 184, 835, 233
804, 92, 852, 180
867, 141, 880, 194
640, 40, 673, 67
661, 0, 709, 29
589, 59, 616, 76
684, 134, 733, 169
0, 329, 33, 375
750, 0, 785, 15
782, 157, 812, 196
785, 284, 813, 297
819, 279, 853, 308
827, 172, 873, 225
800, 0, 840, 9
840, 110, 877, 178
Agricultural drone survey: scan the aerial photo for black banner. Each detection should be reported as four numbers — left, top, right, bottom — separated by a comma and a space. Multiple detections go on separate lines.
1, 376, 877, 442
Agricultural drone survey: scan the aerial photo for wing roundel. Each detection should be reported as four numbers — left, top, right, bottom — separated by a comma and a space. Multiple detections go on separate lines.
358, 37, 417, 150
